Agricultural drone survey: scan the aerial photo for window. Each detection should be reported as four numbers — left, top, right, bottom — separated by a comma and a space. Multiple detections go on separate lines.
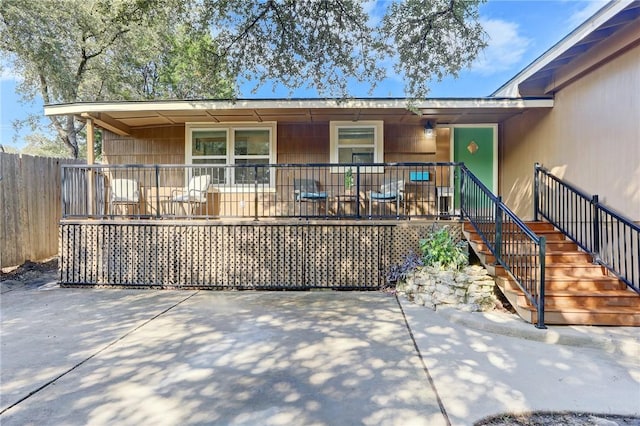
187, 123, 276, 187
330, 121, 383, 172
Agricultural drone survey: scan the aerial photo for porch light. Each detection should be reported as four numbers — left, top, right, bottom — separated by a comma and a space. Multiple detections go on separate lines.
424, 121, 434, 138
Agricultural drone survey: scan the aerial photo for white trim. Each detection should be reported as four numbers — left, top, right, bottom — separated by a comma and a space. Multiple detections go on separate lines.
330, 120, 384, 173
449, 124, 499, 194
185, 122, 277, 187
44, 98, 554, 117
492, 0, 634, 97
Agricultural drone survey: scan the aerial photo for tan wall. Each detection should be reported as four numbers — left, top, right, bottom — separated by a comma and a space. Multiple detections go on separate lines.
102, 122, 451, 165
277, 122, 329, 163
103, 126, 185, 165
501, 43, 640, 221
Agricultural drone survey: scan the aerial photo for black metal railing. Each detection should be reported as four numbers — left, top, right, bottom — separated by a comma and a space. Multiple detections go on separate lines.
461, 165, 547, 328
535, 163, 639, 294
61, 162, 462, 220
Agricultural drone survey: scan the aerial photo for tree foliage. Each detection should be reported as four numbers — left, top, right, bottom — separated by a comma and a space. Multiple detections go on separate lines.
0, 0, 233, 158
1, 0, 487, 158
204, 0, 487, 98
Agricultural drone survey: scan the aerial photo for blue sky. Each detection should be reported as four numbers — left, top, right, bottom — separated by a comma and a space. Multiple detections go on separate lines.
0, 0, 607, 151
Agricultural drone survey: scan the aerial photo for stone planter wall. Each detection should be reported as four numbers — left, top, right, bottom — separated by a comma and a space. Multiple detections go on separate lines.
396, 265, 499, 312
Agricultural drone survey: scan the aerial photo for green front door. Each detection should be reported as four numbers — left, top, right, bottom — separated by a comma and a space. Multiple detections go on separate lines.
453, 126, 496, 208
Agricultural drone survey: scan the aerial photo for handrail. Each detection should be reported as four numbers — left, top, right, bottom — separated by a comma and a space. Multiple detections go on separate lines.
461, 165, 547, 328
535, 163, 639, 294
61, 162, 462, 220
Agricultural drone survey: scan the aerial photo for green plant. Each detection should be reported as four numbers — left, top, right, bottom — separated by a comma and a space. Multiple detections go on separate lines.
419, 225, 468, 270
344, 168, 353, 190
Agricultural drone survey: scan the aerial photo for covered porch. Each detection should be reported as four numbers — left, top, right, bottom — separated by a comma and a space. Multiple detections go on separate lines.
59, 161, 465, 289
62, 162, 461, 220
51, 98, 551, 290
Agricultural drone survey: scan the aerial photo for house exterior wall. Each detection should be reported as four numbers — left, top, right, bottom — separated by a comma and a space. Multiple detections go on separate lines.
501, 42, 640, 221
102, 122, 451, 164
103, 126, 185, 165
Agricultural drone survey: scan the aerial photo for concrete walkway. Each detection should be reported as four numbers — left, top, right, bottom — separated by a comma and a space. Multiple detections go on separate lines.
1, 279, 638, 425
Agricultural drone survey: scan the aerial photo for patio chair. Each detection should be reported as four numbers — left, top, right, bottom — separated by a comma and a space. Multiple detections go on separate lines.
294, 178, 328, 217
171, 174, 211, 215
109, 178, 140, 216
368, 180, 405, 217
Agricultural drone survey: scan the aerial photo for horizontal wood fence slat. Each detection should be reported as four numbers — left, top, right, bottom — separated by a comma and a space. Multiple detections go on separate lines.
0, 153, 82, 268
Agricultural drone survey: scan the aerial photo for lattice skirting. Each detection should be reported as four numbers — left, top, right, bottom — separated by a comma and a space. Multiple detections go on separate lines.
59, 220, 461, 289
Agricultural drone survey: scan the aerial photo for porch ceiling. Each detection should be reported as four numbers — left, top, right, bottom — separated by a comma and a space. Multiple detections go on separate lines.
45, 98, 553, 136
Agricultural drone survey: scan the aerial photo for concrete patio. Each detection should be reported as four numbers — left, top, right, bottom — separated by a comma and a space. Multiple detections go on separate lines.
1, 276, 638, 426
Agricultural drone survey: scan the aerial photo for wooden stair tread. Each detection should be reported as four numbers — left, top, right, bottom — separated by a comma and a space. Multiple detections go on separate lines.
464, 220, 639, 326
520, 305, 640, 314
516, 289, 637, 297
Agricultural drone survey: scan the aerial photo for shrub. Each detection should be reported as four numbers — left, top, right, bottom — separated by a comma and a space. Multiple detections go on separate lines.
419, 225, 468, 270
386, 250, 423, 285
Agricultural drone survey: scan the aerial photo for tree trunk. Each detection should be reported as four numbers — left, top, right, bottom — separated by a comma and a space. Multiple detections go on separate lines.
65, 116, 79, 159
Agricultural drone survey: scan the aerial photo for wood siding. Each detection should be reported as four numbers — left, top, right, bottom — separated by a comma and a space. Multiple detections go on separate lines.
102, 123, 451, 165
103, 126, 185, 165
501, 43, 640, 221
277, 122, 329, 164
100, 123, 453, 212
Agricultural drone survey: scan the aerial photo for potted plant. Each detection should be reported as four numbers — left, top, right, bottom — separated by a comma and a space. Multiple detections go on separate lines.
344, 167, 353, 193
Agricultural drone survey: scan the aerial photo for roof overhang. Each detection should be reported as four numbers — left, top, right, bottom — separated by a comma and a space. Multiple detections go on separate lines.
45, 97, 553, 136
493, 0, 640, 97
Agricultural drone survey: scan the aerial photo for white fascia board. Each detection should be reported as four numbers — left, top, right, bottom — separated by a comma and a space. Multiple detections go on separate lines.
414, 98, 553, 110
44, 98, 553, 117
492, 0, 634, 97
44, 99, 411, 116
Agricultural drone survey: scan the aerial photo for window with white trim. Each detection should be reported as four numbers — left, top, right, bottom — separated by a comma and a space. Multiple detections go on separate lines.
330, 121, 383, 171
186, 123, 276, 187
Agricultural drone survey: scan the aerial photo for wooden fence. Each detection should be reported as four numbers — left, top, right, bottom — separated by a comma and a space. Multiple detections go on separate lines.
0, 153, 82, 268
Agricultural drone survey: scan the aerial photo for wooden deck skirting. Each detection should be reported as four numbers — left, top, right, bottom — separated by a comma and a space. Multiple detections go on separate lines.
59, 219, 462, 289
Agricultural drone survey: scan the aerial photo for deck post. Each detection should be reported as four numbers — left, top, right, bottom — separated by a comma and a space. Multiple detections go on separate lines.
86, 118, 95, 216
494, 196, 502, 262
254, 165, 259, 221
536, 236, 547, 329
155, 165, 161, 219
591, 195, 600, 263
356, 165, 361, 219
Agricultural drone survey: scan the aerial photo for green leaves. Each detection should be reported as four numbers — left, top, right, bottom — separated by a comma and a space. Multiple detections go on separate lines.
203, 0, 487, 99
381, 0, 487, 98
0, 0, 234, 157
419, 225, 468, 270
207, 0, 387, 97
1, 0, 489, 157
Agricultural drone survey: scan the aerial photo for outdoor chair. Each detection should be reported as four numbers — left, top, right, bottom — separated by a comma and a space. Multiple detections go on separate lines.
171, 174, 212, 215
368, 179, 405, 217
294, 178, 328, 217
109, 178, 140, 216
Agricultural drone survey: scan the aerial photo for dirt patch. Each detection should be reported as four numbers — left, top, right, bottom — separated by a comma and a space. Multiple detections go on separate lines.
475, 412, 640, 425
1, 258, 58, 282
1, 258, 59, 293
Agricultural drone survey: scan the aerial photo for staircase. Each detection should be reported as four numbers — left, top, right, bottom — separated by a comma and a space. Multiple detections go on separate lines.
463, 221, 640, 326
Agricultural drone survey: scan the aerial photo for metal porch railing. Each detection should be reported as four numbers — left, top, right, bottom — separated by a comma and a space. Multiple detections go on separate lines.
535, 163, 639, 294
461, 165, 547, 328
61, 162, 462, 221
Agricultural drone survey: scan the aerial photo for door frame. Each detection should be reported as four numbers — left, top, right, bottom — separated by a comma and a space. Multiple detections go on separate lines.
449, 123, 498, 193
